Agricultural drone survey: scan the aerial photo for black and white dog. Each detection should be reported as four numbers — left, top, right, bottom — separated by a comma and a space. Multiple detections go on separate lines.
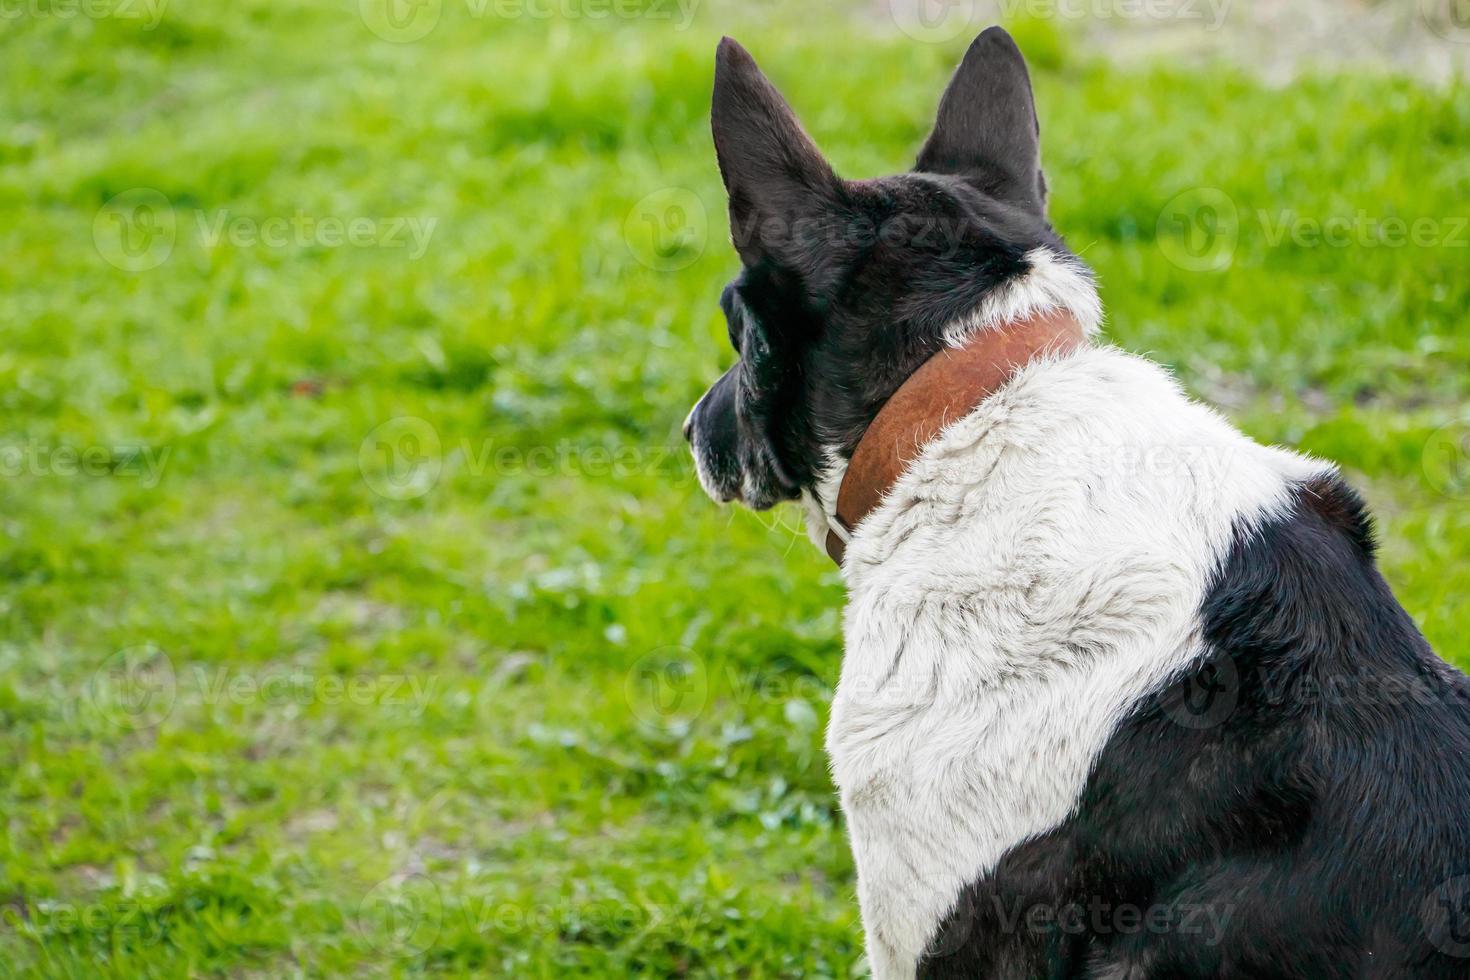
684, 27, 1470, 980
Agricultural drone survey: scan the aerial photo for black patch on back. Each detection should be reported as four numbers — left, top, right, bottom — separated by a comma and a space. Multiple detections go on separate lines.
918, 474, 1470, 978
1300, 472, 1377, 557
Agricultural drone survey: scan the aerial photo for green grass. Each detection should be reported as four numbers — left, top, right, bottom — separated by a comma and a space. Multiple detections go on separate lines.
0, 1, 1467, 976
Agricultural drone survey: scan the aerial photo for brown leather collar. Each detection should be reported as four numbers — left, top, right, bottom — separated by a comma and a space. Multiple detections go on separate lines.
824, 307, 1086, 565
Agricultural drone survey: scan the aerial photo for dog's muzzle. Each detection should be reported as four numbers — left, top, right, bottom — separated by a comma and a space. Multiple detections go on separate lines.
685, 368, 742, 504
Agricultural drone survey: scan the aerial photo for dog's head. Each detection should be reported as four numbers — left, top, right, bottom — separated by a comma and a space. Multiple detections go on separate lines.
685, 28, 1095, 523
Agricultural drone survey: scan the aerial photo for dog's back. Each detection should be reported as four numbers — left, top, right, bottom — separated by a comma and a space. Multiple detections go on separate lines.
827, 344, 1470, 976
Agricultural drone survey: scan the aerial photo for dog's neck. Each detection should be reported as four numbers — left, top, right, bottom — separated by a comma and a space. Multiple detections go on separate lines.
822, 307, 1087, 565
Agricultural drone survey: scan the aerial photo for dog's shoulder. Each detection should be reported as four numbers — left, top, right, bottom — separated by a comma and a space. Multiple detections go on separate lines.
828, 344, 1338, 975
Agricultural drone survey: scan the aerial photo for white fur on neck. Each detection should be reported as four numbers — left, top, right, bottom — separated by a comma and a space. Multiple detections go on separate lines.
801, 451, 849, 552
942, 246, 1103, 347
801, 247, 1102, 554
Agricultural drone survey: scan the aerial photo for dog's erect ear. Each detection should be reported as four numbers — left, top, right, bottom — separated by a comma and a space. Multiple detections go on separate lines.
916, 27, 1046, 213
711, 37, 844, 275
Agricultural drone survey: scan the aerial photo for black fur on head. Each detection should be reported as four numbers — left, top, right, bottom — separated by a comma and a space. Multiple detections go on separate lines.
685, 28, 1075, 510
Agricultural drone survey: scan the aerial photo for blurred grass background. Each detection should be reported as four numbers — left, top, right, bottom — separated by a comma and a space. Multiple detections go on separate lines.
0, 0, 1466, 975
